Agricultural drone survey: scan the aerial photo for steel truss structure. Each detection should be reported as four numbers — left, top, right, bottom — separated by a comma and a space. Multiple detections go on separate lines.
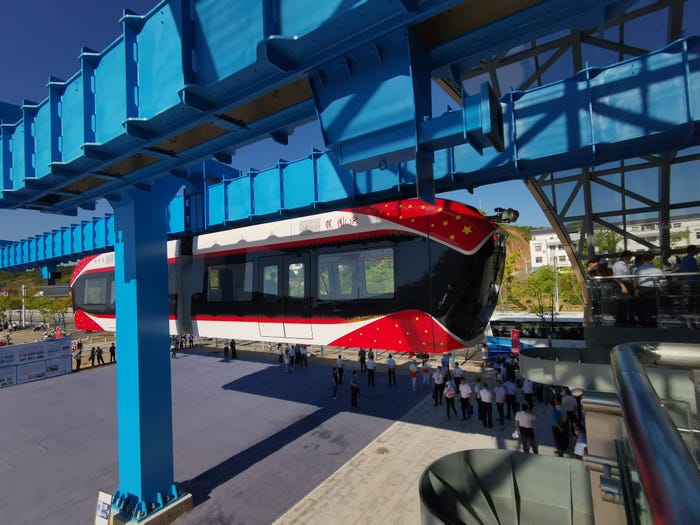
456, 0, 699, 272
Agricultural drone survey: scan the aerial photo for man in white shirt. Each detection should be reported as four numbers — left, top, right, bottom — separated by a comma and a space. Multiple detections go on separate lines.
613, 250, 634, 326
366, 357, 376, 386
458, 378, 472, 420
494, 380, 506, 425
336, 355, 344, 383
514, 403, 538, 454
523, 378, 535, 407
453, 363, 464, 382
504, 379, 517, 419
561, 388, 579, 433
480, 382, 494, 428
474, 377, 483, 422
386, 354, 397, 387
634, 252, 664, 327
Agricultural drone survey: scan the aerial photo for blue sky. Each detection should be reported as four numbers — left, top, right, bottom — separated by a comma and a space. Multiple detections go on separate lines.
0, 0, 547, 242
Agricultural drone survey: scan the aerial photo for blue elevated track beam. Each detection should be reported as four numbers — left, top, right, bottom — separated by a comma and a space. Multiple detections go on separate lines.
1, 37, 699, 271
0, 0, 634, 217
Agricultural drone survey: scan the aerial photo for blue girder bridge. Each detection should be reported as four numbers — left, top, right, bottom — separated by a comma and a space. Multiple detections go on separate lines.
2, 37, 699, 274
1, 0, 699, 521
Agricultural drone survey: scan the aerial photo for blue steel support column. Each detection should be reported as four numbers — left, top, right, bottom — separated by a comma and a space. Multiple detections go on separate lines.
109, 177, 183, 521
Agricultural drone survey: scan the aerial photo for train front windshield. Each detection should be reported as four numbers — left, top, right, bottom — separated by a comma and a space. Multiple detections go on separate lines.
72, 274, 115, 315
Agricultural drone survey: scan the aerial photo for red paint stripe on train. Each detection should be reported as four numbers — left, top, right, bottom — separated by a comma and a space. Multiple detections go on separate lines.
327, 310, 464, 352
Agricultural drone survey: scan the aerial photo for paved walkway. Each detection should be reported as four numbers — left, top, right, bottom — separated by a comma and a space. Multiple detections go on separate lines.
274, 379, 557, 525
0, 338, 560, 524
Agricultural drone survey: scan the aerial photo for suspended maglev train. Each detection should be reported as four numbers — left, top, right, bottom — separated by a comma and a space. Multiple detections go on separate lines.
71, 198, 507, 353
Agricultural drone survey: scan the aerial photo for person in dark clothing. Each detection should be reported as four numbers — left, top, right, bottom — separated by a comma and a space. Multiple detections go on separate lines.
548, 400, 567, 457
350, 371, 360, 408
96, 346, 105, 365
332, 367, 340, 399
89, 347, 96, 367
230, 339, 237, 359
358, 348, 367, 373
109, 343, 116, 363
74, 349, 82, 372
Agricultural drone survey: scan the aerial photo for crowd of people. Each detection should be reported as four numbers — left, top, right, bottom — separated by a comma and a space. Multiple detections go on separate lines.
68, 329, 591, 459
71, 339, 116, 371
324, 346, 587, 459
589, 245, 699, 327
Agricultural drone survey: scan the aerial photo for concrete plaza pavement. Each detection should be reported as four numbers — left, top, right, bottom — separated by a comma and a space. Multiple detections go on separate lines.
0, 340, 559, 524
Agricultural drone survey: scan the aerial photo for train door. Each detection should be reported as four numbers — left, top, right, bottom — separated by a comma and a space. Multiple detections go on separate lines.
283, 253, 313, 339
258, 256, 285, 338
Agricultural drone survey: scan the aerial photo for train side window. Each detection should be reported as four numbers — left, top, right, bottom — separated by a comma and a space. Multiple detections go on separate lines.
337, 262, 353, 297
207, 263, 253, 302
318, 263, 332, 297
84, 277, 107, 305
362, 248, 394, 297
317, 248, 394, 300
288, 262, 305, 298
263, 264, 279, 300
109, 280, 115, 308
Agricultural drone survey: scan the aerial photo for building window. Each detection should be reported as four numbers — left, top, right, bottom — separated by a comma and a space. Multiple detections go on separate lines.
558, 255, 567, 262
535, 257, 543, 264
535, 245, 542, 252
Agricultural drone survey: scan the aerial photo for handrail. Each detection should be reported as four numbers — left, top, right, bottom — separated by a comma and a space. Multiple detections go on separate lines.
610, 342, 700, 525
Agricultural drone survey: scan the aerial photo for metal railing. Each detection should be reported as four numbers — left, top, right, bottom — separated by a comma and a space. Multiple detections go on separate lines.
610, 342, 700, 524
588, 272, 700, 329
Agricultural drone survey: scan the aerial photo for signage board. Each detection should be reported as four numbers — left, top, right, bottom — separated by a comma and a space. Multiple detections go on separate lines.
0, 338, 72, 389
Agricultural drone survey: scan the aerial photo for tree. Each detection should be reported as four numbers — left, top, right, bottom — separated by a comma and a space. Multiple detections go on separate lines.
670, 227, 690, 248
594, 229, 622, 254
525, 265, 558, 344
558, 269, 585, 307
498, 251, 521, 311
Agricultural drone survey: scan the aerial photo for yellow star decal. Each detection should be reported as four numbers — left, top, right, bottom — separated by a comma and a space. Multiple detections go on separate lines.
449, 235, 455, 240
463, 226, 472, 235
442, 221, 448, 226
456, 214, 461, 220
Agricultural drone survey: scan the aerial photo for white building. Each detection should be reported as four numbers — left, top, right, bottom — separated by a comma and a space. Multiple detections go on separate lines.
530, 229, 573, 270
529, 215, 700, 270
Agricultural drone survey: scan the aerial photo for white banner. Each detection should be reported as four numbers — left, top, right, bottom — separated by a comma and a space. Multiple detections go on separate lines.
0, 338, 72, 388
